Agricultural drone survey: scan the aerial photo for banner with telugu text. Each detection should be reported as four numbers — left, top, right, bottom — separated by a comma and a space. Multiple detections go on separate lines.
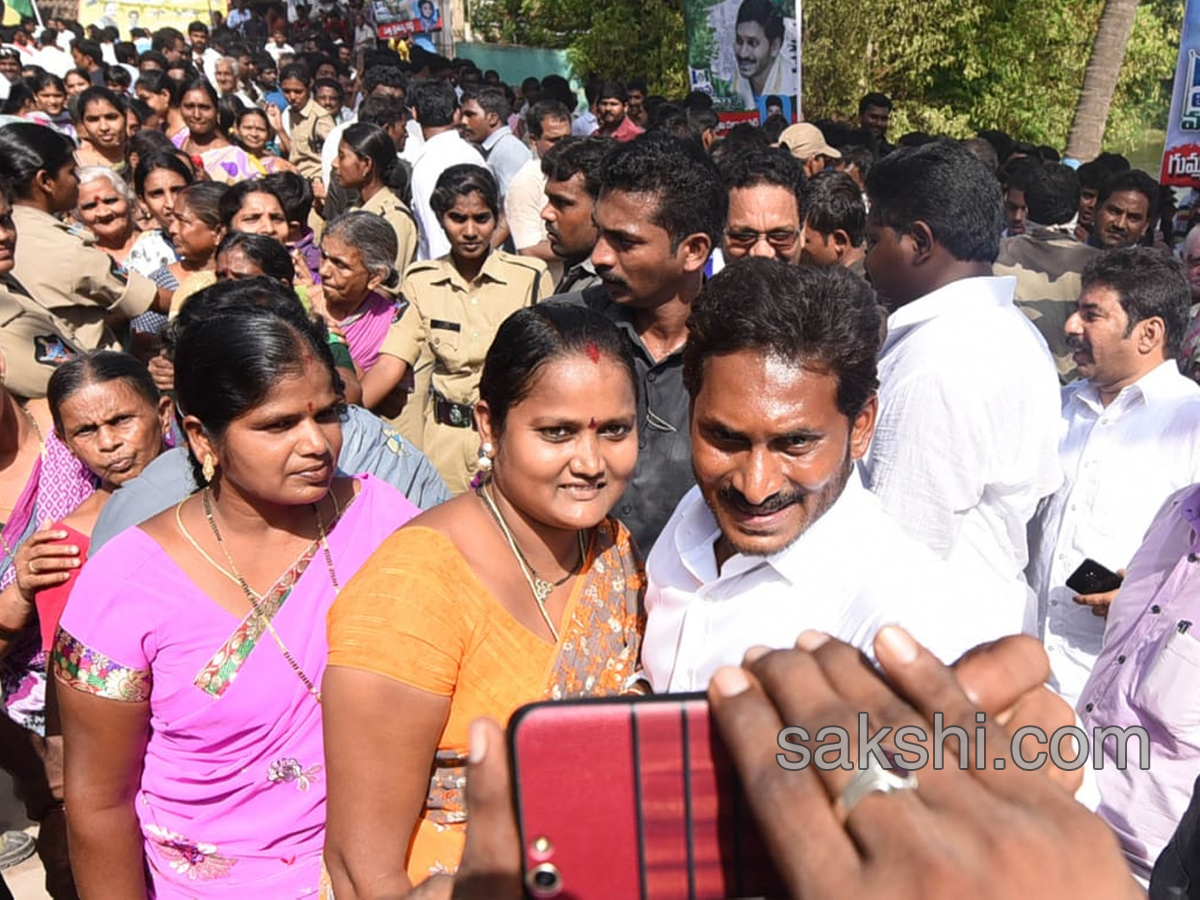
683, 0, 800, 129
372, 0, 441, 40
1161, 0, 1200, 186
76, 0, 214, 35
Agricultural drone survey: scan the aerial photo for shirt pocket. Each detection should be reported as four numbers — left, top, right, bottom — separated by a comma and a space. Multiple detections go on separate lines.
428, 318, 461, 362
1134, 622, 1200, 744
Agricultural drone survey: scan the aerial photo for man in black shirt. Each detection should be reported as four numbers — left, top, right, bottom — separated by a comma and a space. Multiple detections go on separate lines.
557, 134, 726, 552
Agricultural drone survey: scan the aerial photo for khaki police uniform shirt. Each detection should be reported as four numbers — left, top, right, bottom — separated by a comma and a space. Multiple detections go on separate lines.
360, 187, 418, 281
10, 205, 158, 351
0, 274, 81, 399
381, 250, 553, 406
287, 98, 336, 182
380, 250, 552, 492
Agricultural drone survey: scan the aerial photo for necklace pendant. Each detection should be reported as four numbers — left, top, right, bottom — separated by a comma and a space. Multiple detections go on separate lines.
532, 579, 554, 603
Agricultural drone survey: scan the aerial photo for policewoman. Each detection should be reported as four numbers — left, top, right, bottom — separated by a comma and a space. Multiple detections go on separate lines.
333, 122, 418, 279
373, 165, 552, 493
0, 124, 165, 352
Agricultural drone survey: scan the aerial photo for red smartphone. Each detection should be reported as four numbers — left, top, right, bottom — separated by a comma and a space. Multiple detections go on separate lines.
508, 693, 787, 900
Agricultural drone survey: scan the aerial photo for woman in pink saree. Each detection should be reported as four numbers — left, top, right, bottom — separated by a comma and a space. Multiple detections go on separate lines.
54, 281, 418, 899
315, 211, 403, 374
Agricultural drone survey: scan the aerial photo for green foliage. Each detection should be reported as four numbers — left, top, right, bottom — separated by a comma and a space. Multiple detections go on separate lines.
468, 0, 1181, 152
1106, 0, 1181, 151
468, 0, 687, 95
563, 0, 688, 96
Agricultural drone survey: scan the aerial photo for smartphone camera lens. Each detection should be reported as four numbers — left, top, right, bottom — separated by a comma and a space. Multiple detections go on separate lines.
526, 863, 562, 897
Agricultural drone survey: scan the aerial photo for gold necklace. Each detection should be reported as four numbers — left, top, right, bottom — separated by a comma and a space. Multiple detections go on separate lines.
176, 485, 342, 594
176, 501, 258, 596
19, 403, 43, 451
201, 488, 341, 703
476, 483, 586, 643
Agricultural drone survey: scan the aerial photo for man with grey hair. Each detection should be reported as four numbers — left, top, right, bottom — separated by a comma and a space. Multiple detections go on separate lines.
1178, 226, 1200, 381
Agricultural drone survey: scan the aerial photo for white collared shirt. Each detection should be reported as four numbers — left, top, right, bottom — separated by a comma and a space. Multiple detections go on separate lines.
321, 118, 355, 190
863, 276, 1062, 636
643, 476, 1015, 693
410, 129, 486, 260
1029, 360, 1200, 705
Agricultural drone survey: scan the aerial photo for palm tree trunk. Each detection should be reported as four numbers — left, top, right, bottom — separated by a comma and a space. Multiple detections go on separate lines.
1065, 0, 1140, 160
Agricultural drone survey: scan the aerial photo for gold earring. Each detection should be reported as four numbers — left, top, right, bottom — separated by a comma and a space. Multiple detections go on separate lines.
202, 454, 216, 483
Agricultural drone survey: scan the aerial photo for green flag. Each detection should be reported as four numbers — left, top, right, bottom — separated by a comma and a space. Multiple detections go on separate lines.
6, 0, 37, 19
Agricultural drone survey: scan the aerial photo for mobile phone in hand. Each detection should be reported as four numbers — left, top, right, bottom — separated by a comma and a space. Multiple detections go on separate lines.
509, 693, 786, 899
1065, 558, 1123, 595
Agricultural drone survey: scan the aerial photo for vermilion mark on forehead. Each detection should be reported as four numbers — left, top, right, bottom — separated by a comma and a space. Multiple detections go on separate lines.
585, 341, 600, 363
588, 417, 597, 429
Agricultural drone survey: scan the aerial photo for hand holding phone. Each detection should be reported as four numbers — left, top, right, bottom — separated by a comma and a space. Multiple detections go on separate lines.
509, 695, 784, 899
1064, 558, 1123, 597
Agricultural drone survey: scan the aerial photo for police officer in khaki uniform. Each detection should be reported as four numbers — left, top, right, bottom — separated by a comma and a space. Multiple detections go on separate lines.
11, 205, 162, 352
0, 278, 80, 399
360, 191, 418, 279
0, 123, 164, 352
281, 64, 336, 183
331, 121, 420, 280
378, 247, 553, 493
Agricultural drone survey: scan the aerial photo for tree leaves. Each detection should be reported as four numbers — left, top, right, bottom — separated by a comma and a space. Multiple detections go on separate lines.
467, 0, 1177, 152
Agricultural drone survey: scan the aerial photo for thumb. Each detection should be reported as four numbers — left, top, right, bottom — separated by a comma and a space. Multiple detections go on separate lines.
450, 718, 523, 900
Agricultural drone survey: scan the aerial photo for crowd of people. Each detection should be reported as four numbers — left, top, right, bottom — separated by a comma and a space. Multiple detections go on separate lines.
0, 3, 1196, 899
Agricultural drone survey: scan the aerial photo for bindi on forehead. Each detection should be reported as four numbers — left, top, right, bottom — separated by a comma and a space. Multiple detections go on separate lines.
587, 417, 597, 430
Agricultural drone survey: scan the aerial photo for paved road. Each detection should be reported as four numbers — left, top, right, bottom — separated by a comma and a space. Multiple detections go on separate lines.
0, 769, 50, 900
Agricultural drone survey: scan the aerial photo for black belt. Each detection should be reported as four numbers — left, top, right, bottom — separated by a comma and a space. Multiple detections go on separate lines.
432, 392, 476, 429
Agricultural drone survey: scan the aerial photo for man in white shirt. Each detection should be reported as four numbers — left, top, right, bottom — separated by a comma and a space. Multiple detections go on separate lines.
265, 29, 296, 64
227, 0, 253, 32
1029, 247, 1200, 705
408, 78, 486, 260
573, 81, 598, 136
186, 21, 220, 85
644, 260, 1013, 693
460, 85, 530, 199
30, 30, 72, 78
862, 140, 1062, 637
506, 99, 572, 284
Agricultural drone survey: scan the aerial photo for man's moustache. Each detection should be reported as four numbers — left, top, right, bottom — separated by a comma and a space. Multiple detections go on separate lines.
719, 486, 805, 516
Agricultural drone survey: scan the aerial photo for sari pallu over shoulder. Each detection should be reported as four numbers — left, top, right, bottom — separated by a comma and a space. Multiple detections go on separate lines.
424, 516, 646, 826
1, 428, 95, 734
54, 475, 419, 899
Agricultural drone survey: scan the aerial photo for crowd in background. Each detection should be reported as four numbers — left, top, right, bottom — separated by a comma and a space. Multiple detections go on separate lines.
0, 4, 1196, 900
